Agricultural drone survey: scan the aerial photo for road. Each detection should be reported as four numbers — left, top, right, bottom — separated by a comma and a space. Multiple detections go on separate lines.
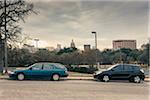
0, 80, 149, 100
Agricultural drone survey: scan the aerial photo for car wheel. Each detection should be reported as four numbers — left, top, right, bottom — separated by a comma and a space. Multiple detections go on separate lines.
133, 76, 141, 83
102, 75, 110, 82
17, 73, 25, 81
52, 74, 60, 81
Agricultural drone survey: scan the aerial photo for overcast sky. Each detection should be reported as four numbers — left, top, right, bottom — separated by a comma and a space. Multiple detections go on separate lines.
21, 0, 149, 50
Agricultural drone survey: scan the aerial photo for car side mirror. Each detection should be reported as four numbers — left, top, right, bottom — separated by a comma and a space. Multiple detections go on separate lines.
29, 67, 32, 70
111, 69, 114, 71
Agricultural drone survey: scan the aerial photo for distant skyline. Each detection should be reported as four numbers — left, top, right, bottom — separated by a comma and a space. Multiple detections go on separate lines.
20, 0, 149, 50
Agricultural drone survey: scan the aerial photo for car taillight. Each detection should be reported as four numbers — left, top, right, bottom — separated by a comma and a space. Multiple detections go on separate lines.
140, 69, 144, 73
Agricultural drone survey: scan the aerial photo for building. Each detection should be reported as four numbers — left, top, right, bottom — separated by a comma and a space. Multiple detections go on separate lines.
45, 47, 55, 51
84, 44, 91, 51
23, 44, 38, 53
113, 40, 136, 50
70, 39, 75, 48
56, 44, 61, 52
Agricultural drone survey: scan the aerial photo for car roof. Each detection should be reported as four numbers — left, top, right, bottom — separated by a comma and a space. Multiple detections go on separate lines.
34, 62, 62, 65
115, 64, 140, 67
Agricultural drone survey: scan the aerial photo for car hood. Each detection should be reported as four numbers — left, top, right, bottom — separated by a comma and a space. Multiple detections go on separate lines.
95, 69, 107, 75
13, 69, 27, 73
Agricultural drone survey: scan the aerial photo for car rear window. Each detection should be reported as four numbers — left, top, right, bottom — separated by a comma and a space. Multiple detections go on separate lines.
124, 65, 140, 71
53, 63, 66, 69
132, 66, 140, 70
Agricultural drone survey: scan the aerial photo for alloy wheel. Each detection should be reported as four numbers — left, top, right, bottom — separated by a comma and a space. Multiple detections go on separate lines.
52, 74, 60, 81
17, 73, 25, 81
134, 76, 141, 83
103, 75, 109, 82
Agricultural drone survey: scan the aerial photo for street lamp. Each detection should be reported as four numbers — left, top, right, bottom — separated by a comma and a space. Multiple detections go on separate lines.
148, 37, 150, 67
92, 31, 98, 67
4, 0, 8, 73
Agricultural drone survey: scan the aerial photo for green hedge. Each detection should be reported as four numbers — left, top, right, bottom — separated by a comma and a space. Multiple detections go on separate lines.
66, 66, 98, 74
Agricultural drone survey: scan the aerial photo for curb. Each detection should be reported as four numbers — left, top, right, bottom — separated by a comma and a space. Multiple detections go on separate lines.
0, 76, 150, 82
67, 77, 93, 80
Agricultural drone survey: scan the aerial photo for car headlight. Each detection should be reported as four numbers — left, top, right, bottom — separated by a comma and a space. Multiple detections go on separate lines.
94, 71, 103, 75
65, 70, 68, 74
8, 71, 15, 74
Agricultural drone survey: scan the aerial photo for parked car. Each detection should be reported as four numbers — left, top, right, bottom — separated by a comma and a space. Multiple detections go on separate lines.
8, 62, 68, 81
93, 64, 145, 83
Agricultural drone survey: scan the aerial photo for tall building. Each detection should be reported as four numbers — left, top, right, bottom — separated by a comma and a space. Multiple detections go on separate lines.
70, 39, 75, 48
84, 44, 91, 51
113, 40, 136, 50
56, 44, 61, 51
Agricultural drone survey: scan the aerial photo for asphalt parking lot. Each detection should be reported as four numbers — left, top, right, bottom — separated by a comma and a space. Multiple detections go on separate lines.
0, 80, 149, 100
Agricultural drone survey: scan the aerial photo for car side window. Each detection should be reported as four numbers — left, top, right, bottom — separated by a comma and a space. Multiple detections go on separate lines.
112, 65, 123, 71
124, 65, 133, 71
43, 63, 55, 70
32, 64, 43, 70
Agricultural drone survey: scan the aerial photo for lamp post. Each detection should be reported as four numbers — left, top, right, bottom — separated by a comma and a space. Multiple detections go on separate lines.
148, 37, 150, 67
4, 0, 8, 73
92, 31, 98, 67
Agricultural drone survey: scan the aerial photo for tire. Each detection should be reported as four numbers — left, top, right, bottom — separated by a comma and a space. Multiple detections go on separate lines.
17, 73, 25, 81
129, 76, 134, 82
129, 78, 134, 82
52, 74, 60, 81
102, 75, 110, 82
133, 76, 141, 83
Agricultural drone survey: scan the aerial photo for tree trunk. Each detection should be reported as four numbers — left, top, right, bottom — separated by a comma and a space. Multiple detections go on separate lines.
0, 39, 4, 73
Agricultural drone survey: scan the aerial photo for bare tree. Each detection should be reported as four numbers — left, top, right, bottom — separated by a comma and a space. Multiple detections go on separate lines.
0, 0, 35, 72
0, 0, 35, 41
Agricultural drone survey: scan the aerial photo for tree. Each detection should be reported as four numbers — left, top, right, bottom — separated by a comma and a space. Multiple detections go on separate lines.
138, 43, 149, 64
57, 47, 77, 55
101, 49, 113, 64
0, 0, 35, 72
8, 48, 34, 66
0, 0, 35, 41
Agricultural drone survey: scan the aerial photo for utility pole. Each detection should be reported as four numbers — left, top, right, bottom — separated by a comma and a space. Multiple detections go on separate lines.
4, 0, 8, 73
148, 37, 150, 67
92, 31, 98, 68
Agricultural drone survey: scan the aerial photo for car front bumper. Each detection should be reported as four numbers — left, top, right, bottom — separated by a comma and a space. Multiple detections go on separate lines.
8, 73, 17, 79
62, 73, 69, 77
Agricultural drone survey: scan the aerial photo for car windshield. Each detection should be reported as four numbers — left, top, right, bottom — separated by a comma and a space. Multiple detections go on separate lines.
26, 63, 37, 69
107, 65, 118, 70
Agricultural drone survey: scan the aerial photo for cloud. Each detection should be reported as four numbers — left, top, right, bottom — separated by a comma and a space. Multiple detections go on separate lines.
21, 0, 149, 50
